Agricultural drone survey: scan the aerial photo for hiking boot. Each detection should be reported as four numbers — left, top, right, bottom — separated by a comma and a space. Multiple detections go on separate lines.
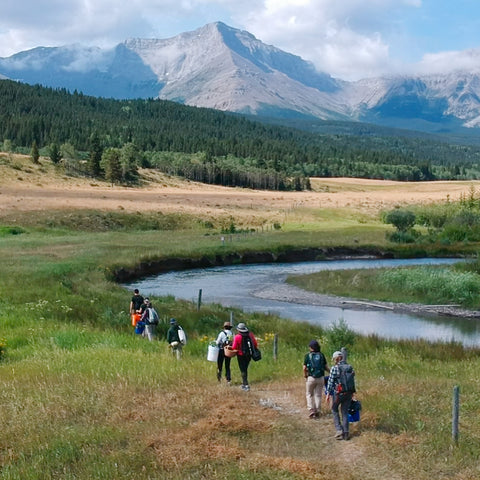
343, 432, 350, 441
241, 385, 250, 391
217, 371, 221, 382
308, 412, 317, 419
335, 431, 344, 440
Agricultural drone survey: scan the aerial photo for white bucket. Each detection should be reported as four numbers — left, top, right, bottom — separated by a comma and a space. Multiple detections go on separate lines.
207, 344, 219, 362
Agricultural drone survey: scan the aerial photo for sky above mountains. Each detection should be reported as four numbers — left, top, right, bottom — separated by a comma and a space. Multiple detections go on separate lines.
1, 0, 480, 81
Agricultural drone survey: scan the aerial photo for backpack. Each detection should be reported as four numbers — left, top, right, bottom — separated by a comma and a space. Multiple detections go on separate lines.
308, 352, 326, 378
242, 333, 260, 361
336, 363, 356, 393
146, 307, 159, 325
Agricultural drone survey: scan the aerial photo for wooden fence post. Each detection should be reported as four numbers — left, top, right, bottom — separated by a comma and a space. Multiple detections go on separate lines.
197, 289, 202, 311
273, 333, 278, 361
452, 385, 460, 445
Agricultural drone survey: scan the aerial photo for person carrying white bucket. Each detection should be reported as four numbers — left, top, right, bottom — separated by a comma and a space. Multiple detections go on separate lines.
167, 318, 186, 360
215, 321, 233, 384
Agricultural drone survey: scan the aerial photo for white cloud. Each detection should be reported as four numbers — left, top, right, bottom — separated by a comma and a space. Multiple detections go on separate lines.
415, 49, 480, 76
231, 0, 422, 79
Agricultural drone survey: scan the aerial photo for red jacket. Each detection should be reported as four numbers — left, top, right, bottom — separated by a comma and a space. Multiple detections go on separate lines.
231, 332, 258, 356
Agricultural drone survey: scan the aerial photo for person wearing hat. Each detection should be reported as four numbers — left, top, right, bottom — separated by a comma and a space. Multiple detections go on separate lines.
231, 322, 258, 391
166, 318, 185, 359
303, 340, 330, 419
326, 350, 356, 440
139, 297, 159, 341
215, 321, 234, 384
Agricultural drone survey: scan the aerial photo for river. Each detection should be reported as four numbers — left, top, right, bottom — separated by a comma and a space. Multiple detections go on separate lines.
125, 258, 480, 346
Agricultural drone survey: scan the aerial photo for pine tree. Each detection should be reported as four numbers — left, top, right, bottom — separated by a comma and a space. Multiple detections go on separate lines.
88, 133, 103, 178
48, 143, 62, 164
102, 148, 122, 184
30, 140, 40, 164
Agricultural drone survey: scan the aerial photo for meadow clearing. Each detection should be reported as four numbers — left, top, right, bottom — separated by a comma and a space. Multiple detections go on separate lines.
1, 153, 480, 480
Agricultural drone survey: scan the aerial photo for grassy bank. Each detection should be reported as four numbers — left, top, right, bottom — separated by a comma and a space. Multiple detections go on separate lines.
0, 219, 480, 479
287, 260, 480, 309
2, 155, 480, 480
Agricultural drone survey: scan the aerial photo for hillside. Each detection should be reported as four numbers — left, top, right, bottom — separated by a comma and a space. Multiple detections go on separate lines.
3, 79, 480, 184
2, 152, 479, 232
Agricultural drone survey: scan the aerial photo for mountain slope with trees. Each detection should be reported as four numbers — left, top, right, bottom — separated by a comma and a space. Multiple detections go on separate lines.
2, 79, 480, 188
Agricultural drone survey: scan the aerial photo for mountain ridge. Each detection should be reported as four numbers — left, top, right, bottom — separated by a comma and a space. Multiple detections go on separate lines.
2, 21, 480, 133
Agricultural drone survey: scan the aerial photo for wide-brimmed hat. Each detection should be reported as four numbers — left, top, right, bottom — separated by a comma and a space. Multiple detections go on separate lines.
236, 322, 248, 333
332, 351, 343, 360
223, 321, 232, 329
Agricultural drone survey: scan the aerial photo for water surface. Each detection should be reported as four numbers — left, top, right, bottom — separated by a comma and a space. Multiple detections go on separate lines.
125, 258, 480, 346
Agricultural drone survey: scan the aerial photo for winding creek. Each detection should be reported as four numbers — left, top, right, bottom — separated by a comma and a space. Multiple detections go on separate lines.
125, 258, 480, 347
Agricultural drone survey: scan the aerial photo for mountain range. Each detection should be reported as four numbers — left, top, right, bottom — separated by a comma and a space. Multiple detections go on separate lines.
2, 21, 480, 134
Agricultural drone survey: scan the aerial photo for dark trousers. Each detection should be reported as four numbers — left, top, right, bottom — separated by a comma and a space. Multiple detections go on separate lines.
332, 392, 353, 434
237, 354, 251, 386
216, 349, 231, 381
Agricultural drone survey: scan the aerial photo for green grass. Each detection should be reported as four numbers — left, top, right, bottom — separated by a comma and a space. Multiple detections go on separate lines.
287, 263, 480, 308
1, 217, 480, 478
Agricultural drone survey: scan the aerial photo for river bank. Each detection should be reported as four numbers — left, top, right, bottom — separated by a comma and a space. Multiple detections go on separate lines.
253, 282, 480, 319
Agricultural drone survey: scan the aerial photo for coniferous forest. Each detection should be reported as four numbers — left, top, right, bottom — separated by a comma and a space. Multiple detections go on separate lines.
2, 79, 480, 189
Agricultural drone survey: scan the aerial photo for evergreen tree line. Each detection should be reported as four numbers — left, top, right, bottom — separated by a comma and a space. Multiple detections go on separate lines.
2, 79, 480, 187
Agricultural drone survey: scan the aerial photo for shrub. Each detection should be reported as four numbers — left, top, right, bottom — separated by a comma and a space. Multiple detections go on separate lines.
384, 209, 416, 232
325, 318, 356, 351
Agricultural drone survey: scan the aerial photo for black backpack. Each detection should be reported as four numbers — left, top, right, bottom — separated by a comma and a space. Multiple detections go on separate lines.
308, 352, 326, 378
337, 363, 356, 393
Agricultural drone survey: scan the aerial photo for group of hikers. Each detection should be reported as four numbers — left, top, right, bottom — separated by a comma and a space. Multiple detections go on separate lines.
130, 288, 358, 440
129, 289, 186, 359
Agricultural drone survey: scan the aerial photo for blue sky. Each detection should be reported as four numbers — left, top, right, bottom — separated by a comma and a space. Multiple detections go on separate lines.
1, 0, 480, 80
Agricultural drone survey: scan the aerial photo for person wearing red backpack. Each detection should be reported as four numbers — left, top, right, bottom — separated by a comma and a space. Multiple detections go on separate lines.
231, 323, 258, 391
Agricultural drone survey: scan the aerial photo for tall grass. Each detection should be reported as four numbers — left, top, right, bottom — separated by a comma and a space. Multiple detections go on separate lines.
288, 264, 480, 308
1, 211, 480, 477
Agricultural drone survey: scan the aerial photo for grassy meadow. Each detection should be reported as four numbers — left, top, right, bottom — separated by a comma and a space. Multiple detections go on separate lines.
1, 155, 480, 479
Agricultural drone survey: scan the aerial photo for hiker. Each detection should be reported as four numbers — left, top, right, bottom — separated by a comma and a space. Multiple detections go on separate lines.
326, 350, 356, 441
231, 322, 258, 391
215, 321, 233, 384
140, 297, 159, 341
167, 318, 186, 359
303, 340, 330, 419
129, 288, 144, 327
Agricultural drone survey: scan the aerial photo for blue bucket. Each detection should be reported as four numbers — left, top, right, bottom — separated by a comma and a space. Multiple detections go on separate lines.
135, 322, 145, 335
348, 410, 360, 422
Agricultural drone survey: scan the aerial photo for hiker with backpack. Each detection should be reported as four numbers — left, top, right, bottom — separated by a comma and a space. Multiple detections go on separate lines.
139, 297, 159, 341
129, 288, 144, 329
230, 322, 258, 391
326, 350, 356, 441
303, 340, 330, 419
215, 321, 234, 384
167, 318, 186, 359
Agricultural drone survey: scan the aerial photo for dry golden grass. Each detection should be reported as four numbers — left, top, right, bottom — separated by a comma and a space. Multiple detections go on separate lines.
2, 153, 480, 226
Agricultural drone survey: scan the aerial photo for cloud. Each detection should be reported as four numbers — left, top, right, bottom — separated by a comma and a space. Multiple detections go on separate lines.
230, 0, 422, 79
415, 49, 480, 76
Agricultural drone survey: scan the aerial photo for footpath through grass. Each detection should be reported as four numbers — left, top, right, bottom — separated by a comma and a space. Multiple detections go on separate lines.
0, 219, 480, 479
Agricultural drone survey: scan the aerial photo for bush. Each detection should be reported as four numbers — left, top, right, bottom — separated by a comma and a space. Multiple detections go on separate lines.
384, 209, 416, 232
325, 318, 356, 351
